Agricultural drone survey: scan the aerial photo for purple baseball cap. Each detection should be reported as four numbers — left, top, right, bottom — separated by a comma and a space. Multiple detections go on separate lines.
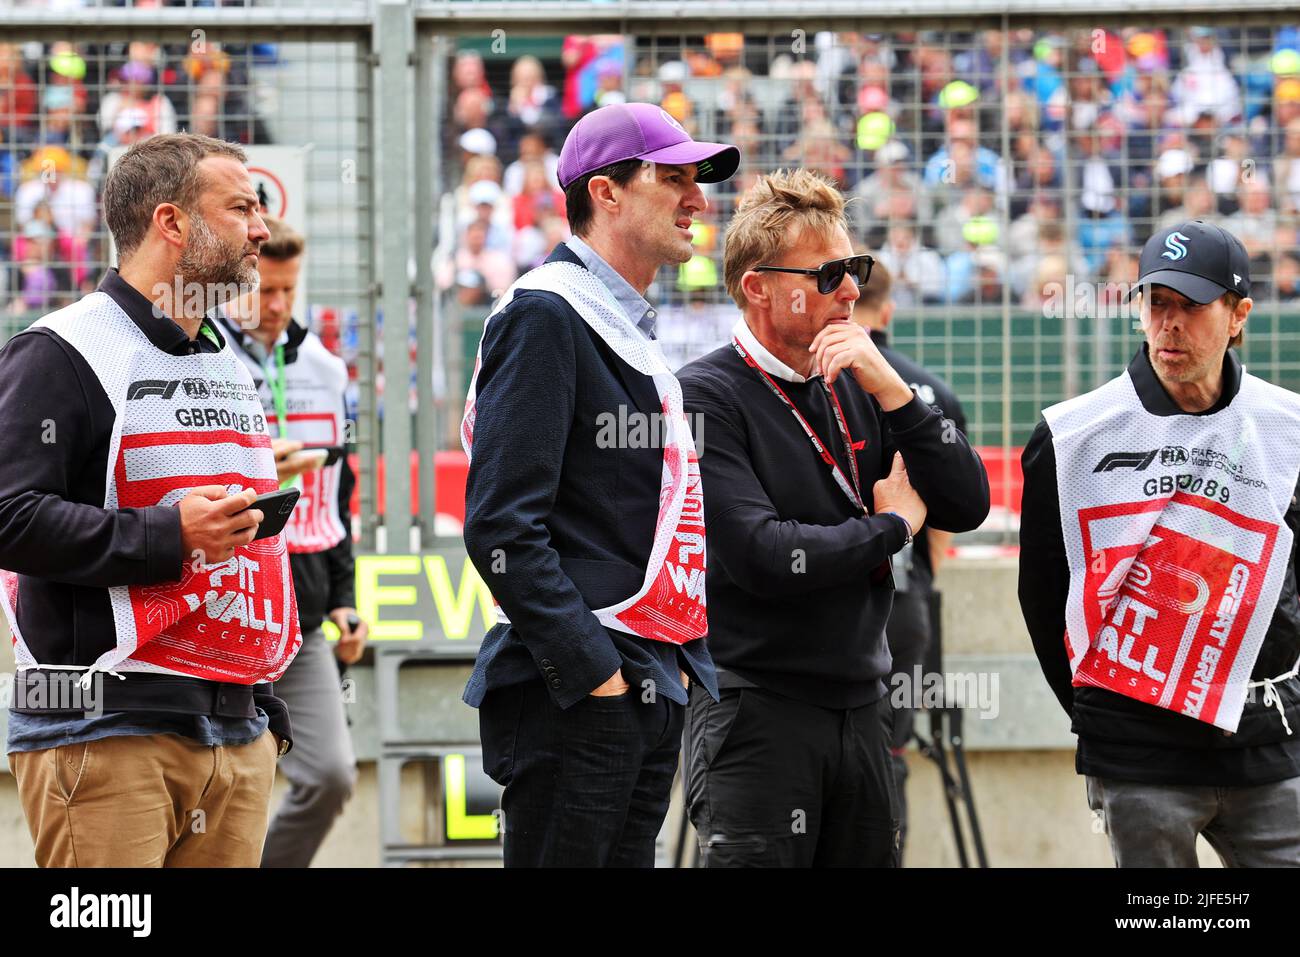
557, 102, 741, 190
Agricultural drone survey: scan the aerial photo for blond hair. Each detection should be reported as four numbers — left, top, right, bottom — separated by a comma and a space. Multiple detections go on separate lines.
260, 215, 305, 260
723, 168, 849, 309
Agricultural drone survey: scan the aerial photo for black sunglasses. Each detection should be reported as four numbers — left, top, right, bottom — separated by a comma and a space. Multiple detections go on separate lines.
753, 255, 875, 295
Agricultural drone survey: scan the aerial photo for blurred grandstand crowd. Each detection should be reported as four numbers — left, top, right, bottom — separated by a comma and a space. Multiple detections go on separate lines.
444, 27, 1300, 367
7, 25, 1300, 371
0, 35, 272, 318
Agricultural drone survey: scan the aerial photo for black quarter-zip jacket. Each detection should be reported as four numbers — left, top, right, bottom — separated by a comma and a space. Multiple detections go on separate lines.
677, 341, 990, 709
1019, 343, 1300, 786
0, 270, 291, 740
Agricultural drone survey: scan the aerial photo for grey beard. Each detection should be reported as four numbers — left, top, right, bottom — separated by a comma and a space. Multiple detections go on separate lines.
177, 214, 258, 304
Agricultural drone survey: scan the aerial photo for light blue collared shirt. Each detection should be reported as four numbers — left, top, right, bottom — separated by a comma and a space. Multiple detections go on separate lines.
564, 235, 658, 340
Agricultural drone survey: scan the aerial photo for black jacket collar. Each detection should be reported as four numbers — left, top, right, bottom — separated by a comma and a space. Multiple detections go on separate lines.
869, 328, 888, 348
98, 268, 226, 355
544, 242, 586, 269
1128, 342, 1241, 416
215, 309, 309, 365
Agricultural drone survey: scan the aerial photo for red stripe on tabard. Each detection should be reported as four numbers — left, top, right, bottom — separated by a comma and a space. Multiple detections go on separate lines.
114, 468, 278, 489
266, 412, 335, 423
119, 429, 273, 450
118, 471, 278, 490
267, 412, 340, 445
112, 470, 279, 509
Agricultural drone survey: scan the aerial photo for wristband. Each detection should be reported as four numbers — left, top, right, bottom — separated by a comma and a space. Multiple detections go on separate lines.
883, 510, 913, 548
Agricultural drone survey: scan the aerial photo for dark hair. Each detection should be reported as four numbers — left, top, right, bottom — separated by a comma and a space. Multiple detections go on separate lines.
563, 158, 643, 236
103, 132, 247, 261
1223, 290, 1244, 348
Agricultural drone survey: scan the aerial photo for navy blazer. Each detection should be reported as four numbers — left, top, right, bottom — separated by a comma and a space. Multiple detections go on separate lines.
462, 243, 718, 710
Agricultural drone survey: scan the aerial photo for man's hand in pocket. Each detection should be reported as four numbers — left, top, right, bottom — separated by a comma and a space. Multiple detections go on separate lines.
590, 668, 629, 697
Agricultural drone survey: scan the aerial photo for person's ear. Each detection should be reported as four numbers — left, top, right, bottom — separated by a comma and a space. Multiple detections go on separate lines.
740, 270, 770, 311
588, 176, 619, 216
153, 202, 187, 252
1230, 296, 1252, 339
880, 300, 895, 329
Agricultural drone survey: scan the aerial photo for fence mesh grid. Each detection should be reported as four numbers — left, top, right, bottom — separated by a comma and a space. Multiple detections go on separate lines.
5, 14, 1300, 540
0, 24, 377, 530
435, 20, 1300, 536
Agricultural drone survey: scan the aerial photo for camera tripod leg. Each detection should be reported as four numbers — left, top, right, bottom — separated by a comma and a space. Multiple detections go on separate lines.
946, 708, 989, 867
916, 710, 971, 868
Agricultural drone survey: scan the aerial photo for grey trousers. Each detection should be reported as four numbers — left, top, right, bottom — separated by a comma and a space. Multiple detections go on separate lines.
1086, 774, 1300, 867
261, 629, 358, 868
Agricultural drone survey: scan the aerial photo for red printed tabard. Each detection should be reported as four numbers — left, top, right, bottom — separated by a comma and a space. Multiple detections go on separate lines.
1073, 491, 1280, 728
114, 428, 300, 682
268, 411, 346, 554
611, 423, 708, 645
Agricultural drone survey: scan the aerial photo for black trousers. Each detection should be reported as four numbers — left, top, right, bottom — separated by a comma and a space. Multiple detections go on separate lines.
478, 679, 684, 867
685, 683, 900, 867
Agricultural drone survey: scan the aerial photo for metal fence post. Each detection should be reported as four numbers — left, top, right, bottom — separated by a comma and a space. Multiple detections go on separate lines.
415, 31, 445, 544
375, 0, 415, 550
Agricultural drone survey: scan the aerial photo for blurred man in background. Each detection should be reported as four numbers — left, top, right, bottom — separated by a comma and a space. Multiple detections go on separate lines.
853, 258, 972, 862
219, 216, 366, 868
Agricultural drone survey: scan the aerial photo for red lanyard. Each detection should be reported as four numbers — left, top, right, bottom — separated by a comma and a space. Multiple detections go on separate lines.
732, 338, 865, 513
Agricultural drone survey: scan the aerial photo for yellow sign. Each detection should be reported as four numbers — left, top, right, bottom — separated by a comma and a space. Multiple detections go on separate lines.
444, 753, 500, 841
321, 551, 495, 643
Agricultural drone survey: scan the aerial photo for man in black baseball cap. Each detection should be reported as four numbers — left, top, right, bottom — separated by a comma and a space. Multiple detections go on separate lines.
1020, 220, 1300, 867
1130, 220, 1251, 306
1123, 220, 1252, 401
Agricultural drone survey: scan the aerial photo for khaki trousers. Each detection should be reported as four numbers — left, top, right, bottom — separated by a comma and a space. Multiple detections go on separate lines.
8, 730, 279, 867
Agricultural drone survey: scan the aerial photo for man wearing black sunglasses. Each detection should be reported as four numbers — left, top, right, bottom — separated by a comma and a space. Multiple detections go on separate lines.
677, 169, 989, 867
752, 253, 876, 295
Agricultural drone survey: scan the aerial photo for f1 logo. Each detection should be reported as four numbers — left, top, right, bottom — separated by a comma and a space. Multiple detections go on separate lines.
1094, 451, 1158, 472
127, 380, 179, 400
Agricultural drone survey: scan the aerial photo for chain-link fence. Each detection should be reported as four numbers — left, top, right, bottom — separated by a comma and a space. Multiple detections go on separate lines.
0, 12, 380, 543
5, 5, 1300, 546
428, 10, 1300, 541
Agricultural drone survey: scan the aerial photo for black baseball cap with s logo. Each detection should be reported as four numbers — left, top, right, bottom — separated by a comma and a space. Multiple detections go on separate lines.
1128, 220, 1252, 304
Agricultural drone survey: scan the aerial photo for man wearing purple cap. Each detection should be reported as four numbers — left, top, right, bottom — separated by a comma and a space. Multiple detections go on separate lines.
460, 103, 739, 867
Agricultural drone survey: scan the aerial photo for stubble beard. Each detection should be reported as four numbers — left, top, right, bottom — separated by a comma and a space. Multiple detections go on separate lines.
177, 212, 259, 306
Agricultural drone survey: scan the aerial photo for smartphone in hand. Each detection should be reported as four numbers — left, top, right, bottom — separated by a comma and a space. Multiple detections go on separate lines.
234, 487, 301, 541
